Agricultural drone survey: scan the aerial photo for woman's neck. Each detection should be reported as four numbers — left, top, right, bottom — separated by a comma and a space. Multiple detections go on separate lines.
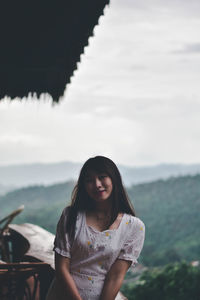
94, 200, 112, 214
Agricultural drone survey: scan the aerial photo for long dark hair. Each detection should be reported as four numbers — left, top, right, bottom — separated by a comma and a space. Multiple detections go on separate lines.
66, 156, 135, 239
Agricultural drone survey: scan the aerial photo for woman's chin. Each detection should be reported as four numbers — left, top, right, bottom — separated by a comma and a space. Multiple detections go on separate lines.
93, 196, 111, 203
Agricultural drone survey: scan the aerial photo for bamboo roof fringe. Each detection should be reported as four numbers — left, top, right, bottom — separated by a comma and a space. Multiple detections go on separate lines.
0, 0, 109, 102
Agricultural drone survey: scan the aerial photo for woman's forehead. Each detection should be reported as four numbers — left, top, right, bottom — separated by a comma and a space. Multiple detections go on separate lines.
84, 169, 107, 177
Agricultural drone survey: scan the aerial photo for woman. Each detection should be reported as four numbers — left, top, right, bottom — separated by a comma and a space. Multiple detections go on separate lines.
46, 156, 145, 300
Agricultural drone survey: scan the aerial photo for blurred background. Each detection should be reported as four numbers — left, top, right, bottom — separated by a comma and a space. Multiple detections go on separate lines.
0, 0, 200, 299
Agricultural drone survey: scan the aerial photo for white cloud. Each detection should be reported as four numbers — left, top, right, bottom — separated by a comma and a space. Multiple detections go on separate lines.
0, 0, 200, 167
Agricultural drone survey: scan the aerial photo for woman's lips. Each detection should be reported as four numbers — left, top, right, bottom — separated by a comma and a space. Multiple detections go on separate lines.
96, 190, 106, 195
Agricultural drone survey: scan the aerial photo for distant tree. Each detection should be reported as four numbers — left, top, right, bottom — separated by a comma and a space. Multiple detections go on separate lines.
121, 262, 200, 300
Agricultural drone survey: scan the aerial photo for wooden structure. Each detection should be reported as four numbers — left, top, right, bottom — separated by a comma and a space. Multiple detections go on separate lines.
0, 0, 109, 102
0, 208, 54, 300
0, 262, 51, 300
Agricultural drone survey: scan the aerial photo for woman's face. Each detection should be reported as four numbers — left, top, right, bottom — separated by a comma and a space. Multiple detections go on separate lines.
84, 170, 113, 203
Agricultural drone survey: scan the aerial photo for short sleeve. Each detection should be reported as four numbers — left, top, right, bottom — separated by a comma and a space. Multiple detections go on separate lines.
53, 207, 72, 258
118, 217, 145, 267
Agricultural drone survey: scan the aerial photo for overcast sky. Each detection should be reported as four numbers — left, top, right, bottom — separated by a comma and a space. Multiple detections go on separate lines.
0, 0, 200, 167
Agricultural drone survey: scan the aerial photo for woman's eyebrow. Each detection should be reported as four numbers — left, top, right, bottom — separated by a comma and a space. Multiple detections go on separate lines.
85, 175, 93, 180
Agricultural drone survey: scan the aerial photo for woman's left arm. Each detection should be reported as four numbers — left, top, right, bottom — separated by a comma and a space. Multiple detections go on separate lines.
99, 259, 131, 300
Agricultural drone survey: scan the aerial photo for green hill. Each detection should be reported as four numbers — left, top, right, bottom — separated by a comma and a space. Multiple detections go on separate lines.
130, 175, 200, 266
0, 181, 75, 233
0, 174, 199, 266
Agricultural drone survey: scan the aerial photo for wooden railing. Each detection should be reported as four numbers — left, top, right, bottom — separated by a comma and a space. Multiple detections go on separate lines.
0, 262, 52, 300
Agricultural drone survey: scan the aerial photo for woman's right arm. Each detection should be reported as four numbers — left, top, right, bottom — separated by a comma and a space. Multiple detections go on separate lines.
55, 252, 82, 300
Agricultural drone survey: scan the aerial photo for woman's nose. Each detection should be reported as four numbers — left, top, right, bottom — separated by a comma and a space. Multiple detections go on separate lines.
95, 178, 102, 188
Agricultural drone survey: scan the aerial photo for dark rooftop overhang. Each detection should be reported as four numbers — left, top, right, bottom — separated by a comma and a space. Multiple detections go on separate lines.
0, 0, 109, 102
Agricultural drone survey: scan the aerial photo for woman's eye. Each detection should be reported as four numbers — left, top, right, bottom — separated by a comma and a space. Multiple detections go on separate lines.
99, 175, 107, 179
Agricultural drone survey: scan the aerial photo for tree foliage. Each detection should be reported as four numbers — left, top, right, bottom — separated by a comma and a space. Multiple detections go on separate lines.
121, 262, 200, 300
129, 175, 200, 266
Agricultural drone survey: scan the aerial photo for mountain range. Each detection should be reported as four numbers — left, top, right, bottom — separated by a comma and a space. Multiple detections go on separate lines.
0, 161, 200, 194
0, 173, 199, 267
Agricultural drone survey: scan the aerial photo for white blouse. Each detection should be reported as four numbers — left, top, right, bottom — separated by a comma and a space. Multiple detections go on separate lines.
51, 207, 145, 300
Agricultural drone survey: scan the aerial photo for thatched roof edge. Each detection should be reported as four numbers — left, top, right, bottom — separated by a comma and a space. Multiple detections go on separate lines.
0, 0, 110, 102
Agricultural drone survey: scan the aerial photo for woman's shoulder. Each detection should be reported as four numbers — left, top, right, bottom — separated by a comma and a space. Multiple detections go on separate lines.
60, 206, 84, 223
123, 213, 145, 231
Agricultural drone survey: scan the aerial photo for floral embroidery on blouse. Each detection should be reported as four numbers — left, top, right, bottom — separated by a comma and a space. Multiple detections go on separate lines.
126, 220, 131, 225
98, 261, 106, 269
87, 241, 93, 248
88, 276, 94, 284
105, 232, 111, 239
